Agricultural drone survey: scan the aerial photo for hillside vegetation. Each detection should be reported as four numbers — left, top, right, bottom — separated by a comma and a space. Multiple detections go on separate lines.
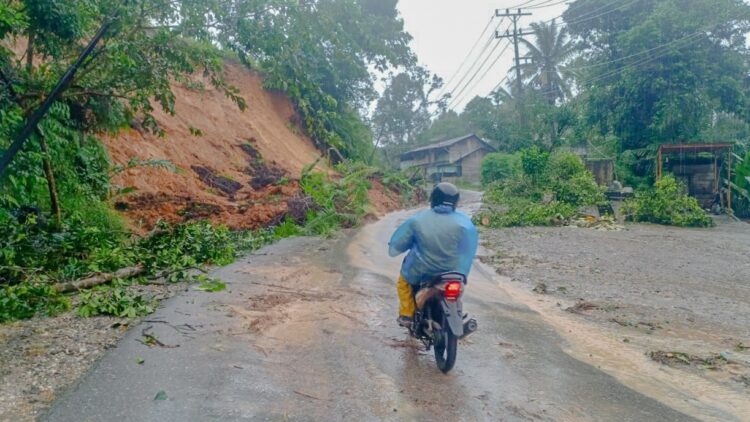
0, 0, 420, 322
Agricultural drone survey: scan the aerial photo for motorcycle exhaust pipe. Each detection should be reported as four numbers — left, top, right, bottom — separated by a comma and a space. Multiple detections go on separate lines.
460, 318, 478, 339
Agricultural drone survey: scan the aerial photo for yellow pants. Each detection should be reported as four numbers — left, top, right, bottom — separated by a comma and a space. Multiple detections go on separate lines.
397, 275, 416, 318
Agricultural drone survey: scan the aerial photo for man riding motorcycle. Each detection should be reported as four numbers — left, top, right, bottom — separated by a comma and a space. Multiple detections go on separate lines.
388, 183, 479, 327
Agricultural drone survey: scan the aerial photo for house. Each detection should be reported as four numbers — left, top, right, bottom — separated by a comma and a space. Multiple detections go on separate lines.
399, 134, 496, 184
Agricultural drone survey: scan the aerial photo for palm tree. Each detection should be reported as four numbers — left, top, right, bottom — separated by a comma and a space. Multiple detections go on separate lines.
514, 20, 575, 104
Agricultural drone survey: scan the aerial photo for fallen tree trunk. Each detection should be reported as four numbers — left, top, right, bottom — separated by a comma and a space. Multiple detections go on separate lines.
53, 264, 146, 293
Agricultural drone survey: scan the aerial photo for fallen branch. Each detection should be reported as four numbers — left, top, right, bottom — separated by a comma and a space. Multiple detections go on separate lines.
53, 264, 146, 293
55, 264, 210, 291
136, 326, 180, 348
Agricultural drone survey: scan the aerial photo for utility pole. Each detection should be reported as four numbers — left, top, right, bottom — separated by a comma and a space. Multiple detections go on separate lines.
495, 8, 532, 96
496, 8, 532, 127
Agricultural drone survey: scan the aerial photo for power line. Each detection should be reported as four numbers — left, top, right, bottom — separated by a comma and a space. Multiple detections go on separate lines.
516, 0, 638, 38
448, 31, 512, 109
527, 0, 571, 9
434, 16, 496, 100
444, 18, 508, 102
505, 0, 545, 9
534, 29, 707, 99
496, 8, 533, 97
547, 0, 636, 26
566, 31, 704, 72
492, 75, 510, 94
450, 40, 513, 109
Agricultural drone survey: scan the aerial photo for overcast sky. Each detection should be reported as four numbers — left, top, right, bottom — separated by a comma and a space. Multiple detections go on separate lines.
397, 1, 569, 112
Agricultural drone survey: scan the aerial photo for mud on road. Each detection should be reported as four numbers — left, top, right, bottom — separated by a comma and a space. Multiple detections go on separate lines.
42, 194, 731, 421
479, 218, 750, 406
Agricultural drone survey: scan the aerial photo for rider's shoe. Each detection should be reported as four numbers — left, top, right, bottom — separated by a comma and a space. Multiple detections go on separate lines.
397, 316, 413, 328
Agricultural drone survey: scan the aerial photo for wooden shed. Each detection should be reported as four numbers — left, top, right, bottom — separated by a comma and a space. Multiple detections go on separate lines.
656, 143, 734, 208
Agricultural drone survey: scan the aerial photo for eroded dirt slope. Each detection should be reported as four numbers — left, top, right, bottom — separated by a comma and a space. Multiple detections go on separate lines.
105, 62, 326, 230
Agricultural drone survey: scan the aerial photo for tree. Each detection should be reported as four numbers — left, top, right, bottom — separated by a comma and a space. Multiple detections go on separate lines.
218, 0, 414, 160
516, 20, 574, 104
415, 110, 471, 144
1, 0, 245, 228
371, 66, 443, 166
564, 0, 750, 154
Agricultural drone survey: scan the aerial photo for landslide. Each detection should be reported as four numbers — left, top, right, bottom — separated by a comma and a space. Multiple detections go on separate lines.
106, 62, 327, 231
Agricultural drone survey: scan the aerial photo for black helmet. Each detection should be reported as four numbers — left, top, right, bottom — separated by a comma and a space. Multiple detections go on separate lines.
430, 182, 460, 210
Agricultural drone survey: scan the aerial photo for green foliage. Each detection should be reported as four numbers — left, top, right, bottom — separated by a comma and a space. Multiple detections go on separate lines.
225, 0, 412, 161
194, 275, 226, 293
517, 19, 575, 104
0, 205, 129, 284
0, 283, 70, 322
481, 153, 521, 185
76, 285, 156, 318
299, 163, 373, 235
272, 218, 302, 239
520, 146, 550, 178
138, 221, 236, 276
565, 0, 750, 178
0, 1, 419, 325
380, 168, 422, 204
622, 176, 713, 227
372, 66, 444, 164
229, 228, 276, 253
480, 200, 578, 228
477, 149, 604, 228
732, 152, 750, 217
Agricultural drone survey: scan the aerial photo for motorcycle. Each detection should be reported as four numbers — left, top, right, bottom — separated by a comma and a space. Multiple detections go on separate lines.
408, 272, 478, 373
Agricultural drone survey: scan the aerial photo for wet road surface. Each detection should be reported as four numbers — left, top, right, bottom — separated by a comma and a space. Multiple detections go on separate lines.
44, 193, 706, 421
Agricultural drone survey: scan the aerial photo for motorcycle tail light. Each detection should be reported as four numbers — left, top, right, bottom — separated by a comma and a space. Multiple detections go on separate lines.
444, 281, 462, 302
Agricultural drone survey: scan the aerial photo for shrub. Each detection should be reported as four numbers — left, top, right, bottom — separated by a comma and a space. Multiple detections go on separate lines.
0, 206, 130, 284
480, 201, 578, 228
546, 150, 587, 180
553, 171, 605, 206
299, 162, 374, 235
477, 149, 605, 228
520, 146, 550, 178
76, 285, 156, 318
0, 283, 71, 323
137, 221, 237, 275
622, 175, 713, 227
481, 153, 521, 185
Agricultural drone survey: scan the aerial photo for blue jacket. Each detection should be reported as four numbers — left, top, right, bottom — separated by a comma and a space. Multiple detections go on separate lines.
388, 205, 479, 286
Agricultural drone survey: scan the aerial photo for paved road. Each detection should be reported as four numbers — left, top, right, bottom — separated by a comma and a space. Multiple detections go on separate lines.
45, 193, 698, 421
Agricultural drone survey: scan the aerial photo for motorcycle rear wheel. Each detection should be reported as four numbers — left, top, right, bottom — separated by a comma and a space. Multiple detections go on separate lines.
434, 326, 458, 373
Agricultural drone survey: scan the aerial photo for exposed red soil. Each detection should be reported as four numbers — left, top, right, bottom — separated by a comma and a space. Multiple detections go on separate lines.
367, 180, 401, 216
103, 62, 401, 231
104, 62, 327, 231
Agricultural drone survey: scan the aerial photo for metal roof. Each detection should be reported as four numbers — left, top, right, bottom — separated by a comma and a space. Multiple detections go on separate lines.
658, 143, 734, 154
400, 134, 495, 158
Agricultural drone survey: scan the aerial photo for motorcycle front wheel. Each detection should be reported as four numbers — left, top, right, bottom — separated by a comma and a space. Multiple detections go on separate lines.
433, 323, 458, 373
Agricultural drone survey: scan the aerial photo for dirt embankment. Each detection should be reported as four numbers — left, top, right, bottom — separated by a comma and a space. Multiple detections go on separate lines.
106, 62, 400, 231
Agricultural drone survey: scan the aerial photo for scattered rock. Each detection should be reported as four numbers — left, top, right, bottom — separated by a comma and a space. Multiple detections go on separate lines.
532, 283, 548, 294
565, 301, 600, 314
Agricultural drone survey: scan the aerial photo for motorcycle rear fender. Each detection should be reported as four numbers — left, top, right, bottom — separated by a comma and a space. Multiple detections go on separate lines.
441, 299, 464, 337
